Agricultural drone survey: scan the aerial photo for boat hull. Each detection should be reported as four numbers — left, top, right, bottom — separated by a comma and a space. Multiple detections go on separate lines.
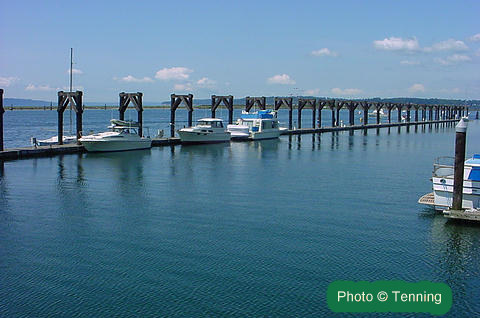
80, 140, 152, 152
432, 176, 480, 210
178, 131, 230, 144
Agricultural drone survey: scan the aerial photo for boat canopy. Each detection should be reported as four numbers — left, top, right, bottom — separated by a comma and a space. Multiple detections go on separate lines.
241, 110, 275, 119
110, 119, 140, 127
197, 118, 223, 122
465, 154, 480, 167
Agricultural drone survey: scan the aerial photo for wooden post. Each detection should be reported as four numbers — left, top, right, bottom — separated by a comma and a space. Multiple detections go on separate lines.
363, 102, 369, 126
376, 103, 382, 124
274, 97, 293, 130
318, 101, 325, 128
452, 118, 468, 210
387, 104, 392, 123
331, 100, 336, 127
297, 102, 303, 129
57, 93, 64, 145
228, 95, 234, 124
170, 94, 176, 137
74, 91, 83, 142
397, 105, 402, 123
0, 89, 4, 151
476, 111, 479, 120
414, 106, 419, 122
312, 99, 316, 128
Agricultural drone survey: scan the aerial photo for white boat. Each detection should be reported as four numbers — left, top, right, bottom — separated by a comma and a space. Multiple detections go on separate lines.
368, 108, 387, 117
227, 110, 281, 140
178, 118, 231, 144
419, 155, 480, 210
33, 135, 77, 146
79, 119, 152, 152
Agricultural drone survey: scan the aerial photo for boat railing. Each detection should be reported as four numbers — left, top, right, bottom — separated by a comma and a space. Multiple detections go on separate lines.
433, 156, 454, 177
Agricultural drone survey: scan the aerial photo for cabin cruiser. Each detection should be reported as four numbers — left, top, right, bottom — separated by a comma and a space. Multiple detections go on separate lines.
227, 110, 282, 140
79, 119, 152, 152
178, 118, 231, 144
419, 154, 480, 210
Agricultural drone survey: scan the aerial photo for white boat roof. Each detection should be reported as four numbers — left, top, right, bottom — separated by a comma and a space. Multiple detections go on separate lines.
197, 118, 223, 122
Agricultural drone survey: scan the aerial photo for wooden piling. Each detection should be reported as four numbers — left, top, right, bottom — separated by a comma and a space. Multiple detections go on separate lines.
452, 118, 468, 210
0, 89, 4, 151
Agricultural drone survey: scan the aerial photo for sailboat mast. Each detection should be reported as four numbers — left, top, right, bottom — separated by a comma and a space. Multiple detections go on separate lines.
69, 48, 73, 92
69, 48, 73, 134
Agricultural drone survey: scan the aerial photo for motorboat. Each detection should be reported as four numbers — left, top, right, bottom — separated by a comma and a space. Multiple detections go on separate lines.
368, 108, 387, 117
32, 135, 77, 146
79, 119, 152, 152
227, 110, 281, 140
419, 154, 480, 211
178, 118, 231, 144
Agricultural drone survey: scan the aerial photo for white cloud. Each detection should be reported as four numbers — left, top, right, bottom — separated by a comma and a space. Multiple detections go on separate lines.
196, 77, 216, 88
0, 76, 19, 87
311, 48, 338, 57
155, 67, 193, 80
114, 75, 153, 83
25, 84, 56, 91
331, 88, 362, 95
267, 74, 296, 85
304, 88, 320, 95
400, 60, 420, 65
434, 54, 471, 66
373, 37, 420, 52
424, 39, 468, 52
173, 83, 192, 91
470, 33, 480, 42
67, 68, 83, 75
408, 83, 425, 93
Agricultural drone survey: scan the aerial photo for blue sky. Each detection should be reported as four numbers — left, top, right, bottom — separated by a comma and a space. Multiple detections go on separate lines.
1, 0, 479, 102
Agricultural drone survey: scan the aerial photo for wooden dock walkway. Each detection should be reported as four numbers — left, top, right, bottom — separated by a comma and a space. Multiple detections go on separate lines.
0, 119, 458, 161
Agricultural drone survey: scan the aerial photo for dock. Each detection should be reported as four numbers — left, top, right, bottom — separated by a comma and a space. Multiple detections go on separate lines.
0, 119, 458, 161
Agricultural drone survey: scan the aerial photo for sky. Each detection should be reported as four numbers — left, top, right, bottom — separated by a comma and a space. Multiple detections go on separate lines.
0, 0, 479, 103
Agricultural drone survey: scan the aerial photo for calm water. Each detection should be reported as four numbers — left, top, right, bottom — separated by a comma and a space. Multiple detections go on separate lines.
1, 114, 480, 317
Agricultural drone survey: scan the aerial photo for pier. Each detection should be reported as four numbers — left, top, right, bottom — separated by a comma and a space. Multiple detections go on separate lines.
0, 89, 470, 161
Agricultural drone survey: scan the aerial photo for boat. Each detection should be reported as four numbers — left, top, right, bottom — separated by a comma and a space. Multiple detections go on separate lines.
227, 110, 281, 140
419, 154, 480, 211
32, 135, 77, 146
178, 118, 231, 144
368, 108, 387, 117
79, 119, 152, 152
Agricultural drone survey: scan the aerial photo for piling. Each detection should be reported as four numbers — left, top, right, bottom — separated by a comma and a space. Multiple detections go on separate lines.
0, 89, 4, 151
119, 92, 143, 136
452, 118, 468, 210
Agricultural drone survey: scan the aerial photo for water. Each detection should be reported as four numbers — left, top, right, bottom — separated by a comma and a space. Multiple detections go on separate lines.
3, 108, 398, 149
1, 113, 480, 317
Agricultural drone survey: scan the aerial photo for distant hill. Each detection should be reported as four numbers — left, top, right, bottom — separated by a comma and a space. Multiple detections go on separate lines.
4, 98, 53, 107
4, 96, 480, 109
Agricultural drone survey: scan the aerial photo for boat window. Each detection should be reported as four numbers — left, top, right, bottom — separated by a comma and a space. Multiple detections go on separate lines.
218, 122, 223, 128
272, 121, 278, 128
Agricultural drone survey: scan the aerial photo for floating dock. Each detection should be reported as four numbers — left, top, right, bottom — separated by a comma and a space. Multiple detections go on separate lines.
0, 119, 458, 161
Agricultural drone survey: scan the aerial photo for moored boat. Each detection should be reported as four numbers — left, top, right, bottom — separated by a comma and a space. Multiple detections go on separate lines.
33, 135, 77, 146
419, 155, 480, 210
178, 118, 231, 144
227, 110, 281, 140
79, 119, 152, 152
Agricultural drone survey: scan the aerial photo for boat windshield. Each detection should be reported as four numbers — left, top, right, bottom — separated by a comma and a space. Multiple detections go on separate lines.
198, 121, 223, 128
113, 127, 137, 134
